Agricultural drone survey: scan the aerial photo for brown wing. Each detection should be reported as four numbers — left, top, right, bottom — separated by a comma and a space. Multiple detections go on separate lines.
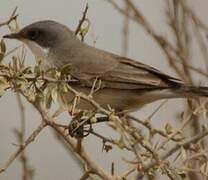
71, 47, 183, 90
98, 56, 183, 89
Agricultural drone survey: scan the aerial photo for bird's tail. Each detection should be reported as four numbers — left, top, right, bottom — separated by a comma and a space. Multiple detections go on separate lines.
136, 85, 208, 106
176, 85, 208, 97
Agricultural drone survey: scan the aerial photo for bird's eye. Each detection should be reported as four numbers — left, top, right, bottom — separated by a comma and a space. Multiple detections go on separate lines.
27, 30, 40, 40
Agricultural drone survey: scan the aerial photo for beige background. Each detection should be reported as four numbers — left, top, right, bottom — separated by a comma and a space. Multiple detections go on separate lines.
0, 0, 208, 179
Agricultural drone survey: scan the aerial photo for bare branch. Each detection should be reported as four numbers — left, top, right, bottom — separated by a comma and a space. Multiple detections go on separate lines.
0, 122, 46, 173
75, 3, 89, 36
0, 7, 18, 28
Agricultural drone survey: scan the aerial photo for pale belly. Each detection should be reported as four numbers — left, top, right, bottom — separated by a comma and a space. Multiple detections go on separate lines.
59, 85, 181, 113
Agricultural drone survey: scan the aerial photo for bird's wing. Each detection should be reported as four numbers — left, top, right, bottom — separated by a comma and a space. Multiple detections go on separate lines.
73, 53, 183, 90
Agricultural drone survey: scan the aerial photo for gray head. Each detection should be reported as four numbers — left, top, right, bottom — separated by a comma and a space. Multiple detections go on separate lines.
3, 20, 82, 65
3, 20, 76, 48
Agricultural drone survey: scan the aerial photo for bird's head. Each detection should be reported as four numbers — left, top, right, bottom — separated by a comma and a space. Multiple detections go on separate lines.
3, 20, 76, 59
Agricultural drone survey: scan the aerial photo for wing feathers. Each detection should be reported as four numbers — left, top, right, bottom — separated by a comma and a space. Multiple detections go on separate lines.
97, 56, 183, 89
73, 51, 183, 90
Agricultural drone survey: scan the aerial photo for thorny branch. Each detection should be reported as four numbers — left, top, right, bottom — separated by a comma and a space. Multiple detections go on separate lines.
107, 0, 208, 179
75, 3, 89, 41
35, 104, 114, 180
15, 93, 34, 180
0, 122, 47, 174
0, 7, 18, 28
1, 1, 208, 180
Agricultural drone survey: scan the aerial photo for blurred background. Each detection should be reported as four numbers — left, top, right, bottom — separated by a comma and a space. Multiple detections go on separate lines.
0, 0, 208, 179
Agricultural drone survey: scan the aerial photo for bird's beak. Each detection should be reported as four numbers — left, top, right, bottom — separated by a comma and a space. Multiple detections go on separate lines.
3, 33, 21, 39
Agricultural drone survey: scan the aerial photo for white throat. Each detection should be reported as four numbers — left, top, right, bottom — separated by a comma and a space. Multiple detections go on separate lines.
23, 40, 53, 69
24, 40, 49, 59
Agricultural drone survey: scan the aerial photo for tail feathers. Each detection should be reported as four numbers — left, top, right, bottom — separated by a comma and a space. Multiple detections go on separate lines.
178, 85, 208, 97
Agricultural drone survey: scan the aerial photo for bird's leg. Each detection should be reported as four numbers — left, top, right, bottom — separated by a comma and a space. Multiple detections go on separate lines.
68, 111, 85, 138
95, 116, 110, 123
68, 111, 111, 138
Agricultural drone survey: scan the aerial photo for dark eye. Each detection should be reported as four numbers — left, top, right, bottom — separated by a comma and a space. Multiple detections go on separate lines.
27, 30, 40, 40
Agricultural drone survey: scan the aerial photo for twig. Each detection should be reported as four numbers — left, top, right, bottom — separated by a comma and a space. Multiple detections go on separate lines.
0, 7, 18, 28
16, 93, 34, 180
5, 45, 22, 57
75, 4, 89, 35
157, 113, 193, 151
80, 170, 95, 180
90, 130, 131, 151
120, 166, 137, 179
37, 107, 114, 180
142, 128, 208, 174
0, 122, 46, 173
127, 115, 182, 142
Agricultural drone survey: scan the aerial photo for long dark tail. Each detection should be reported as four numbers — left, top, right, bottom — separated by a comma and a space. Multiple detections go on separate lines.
137, 85, 208, 106
177, 85, 208, 97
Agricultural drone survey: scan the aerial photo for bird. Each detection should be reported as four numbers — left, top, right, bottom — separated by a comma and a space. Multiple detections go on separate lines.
3, 20, 208, 113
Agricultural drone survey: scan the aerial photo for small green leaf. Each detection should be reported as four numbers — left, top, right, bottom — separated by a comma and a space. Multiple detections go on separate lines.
180, 147, 187, 160
58, 83, 69, 94
61, 63, 72, 75
116, 136, 125, 149
200, 162, 208, 176
0, 88, 6, 97
90, 116, 97, 123
0, 78, 9, 97
0, 39, 6, 54
22, 67, 32, 74
34, 60, 43, 76
79, 19, 90, 40
0, 52, 4, 63
165, 123, 173, 135
45, 90, 53, 109
51, 87, 58, 103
